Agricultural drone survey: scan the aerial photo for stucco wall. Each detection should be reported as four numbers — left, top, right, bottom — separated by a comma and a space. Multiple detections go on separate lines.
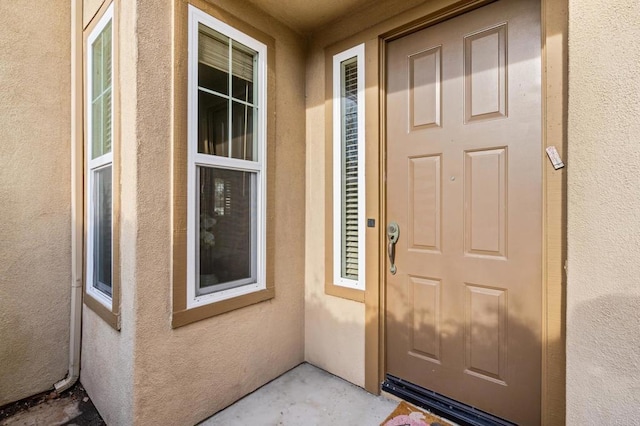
0, 1, 71, 406
79, 1, 137, 425
304, 43, 367, 386
78, 0, 307, 424
127, 2, 305, 424
566, 0, 640, 423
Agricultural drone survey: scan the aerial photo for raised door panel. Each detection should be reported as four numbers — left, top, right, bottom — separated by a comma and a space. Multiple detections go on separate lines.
410, 47, 442, 129
464, 24, 507, 122
409, 155, 442, 252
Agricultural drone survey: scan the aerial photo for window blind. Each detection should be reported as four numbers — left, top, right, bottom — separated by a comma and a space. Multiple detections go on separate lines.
341, 58, 359, 280
91, 21, 112, 158
199, 25, 255, 82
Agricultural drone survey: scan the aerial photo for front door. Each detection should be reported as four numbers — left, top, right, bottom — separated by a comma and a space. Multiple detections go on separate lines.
385, 0, 542, 424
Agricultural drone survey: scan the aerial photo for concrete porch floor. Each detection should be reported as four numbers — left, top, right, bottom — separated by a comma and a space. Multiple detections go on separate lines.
1, 363, 453, 425
200, 363, 399, 425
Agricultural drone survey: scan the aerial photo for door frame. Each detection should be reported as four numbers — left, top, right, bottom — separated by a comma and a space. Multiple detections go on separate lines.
361, 0, 567, 424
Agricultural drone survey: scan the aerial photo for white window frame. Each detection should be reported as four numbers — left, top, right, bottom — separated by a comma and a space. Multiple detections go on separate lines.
333, 44, 366, 290
86, 3, 114, 310
186, 5, 267, 309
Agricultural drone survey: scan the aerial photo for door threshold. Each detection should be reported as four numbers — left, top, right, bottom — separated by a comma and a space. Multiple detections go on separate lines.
382, 375, 516, 426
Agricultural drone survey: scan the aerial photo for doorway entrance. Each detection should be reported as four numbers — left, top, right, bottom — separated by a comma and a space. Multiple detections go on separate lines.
383, 0, 542, 423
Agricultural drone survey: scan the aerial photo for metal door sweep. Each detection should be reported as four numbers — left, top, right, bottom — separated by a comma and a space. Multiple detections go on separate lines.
382, 375, 517, 426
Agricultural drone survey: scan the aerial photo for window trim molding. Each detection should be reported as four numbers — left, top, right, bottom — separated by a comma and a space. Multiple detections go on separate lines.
324, 43, 366, 302
332, 44, 366, 291
172, 0, 276, 328
83, 0, 120, 330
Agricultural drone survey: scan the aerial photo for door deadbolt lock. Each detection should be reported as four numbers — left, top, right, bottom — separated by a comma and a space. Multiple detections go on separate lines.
387, 222, 399, 243
387, 222, 400, 274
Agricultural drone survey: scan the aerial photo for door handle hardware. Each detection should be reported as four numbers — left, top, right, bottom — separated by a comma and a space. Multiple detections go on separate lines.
387, 222, 399, 275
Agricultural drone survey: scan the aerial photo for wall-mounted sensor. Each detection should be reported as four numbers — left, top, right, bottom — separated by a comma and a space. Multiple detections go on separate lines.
545, 146, 565, 170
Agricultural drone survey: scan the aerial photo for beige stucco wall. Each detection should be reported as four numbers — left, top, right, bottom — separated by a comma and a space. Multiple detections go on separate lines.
304, 42, 366, 387
130, 2, 306, 424
80, 0, 306, 424
566, 0, 640, 423
0, 1, 71, 406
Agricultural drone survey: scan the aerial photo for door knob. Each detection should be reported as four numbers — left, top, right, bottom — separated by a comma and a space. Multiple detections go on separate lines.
387, 222, 400, 275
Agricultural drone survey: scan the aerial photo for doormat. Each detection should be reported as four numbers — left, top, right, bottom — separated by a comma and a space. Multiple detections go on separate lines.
381, 401, 450, 426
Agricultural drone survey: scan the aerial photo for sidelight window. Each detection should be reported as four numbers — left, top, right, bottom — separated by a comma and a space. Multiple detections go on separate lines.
333, 44, 365, 290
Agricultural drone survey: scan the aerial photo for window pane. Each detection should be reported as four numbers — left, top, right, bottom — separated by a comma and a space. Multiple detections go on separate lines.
341, 58, 359, 280
92, 36, 103, 96
103, 87, 112, 154
93, 166, 113, 296
198, 91, 229, 155
91, 21, 112, 159
232, 75, 253, 104
92, 99, 103, 158
103, 21, 112, 89
231, 42, 255, 103
197, 167, 257, 294
231, 101, 255, 161
198, 24, 229, 95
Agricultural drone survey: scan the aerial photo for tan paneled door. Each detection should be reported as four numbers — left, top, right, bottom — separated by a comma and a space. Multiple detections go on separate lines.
385, 0, 542, 424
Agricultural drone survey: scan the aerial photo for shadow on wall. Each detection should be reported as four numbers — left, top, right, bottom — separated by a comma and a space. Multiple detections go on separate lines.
568, 294, 640, 422
305, 293, 367, 386
307, 278, 559, 397
371, 277, 563, 425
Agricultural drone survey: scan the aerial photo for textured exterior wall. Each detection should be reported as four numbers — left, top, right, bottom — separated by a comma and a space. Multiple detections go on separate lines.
80, 1, 136, 425
0, 1, 71, 406
80, 0, 304, 423
304, 44, 366, 386
127, 0, 305, 424
566, 0, 640, 424
127, 2, 306, 423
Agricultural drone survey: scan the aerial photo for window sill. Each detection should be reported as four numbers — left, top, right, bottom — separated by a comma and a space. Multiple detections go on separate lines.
172, 286, 275, 328
84, 293, 120, 330
325, 281, 365, 303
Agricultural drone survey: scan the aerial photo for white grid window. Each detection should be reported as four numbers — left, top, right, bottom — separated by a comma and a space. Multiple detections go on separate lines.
86, 3, 114, 309
186, 5, 267, 308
